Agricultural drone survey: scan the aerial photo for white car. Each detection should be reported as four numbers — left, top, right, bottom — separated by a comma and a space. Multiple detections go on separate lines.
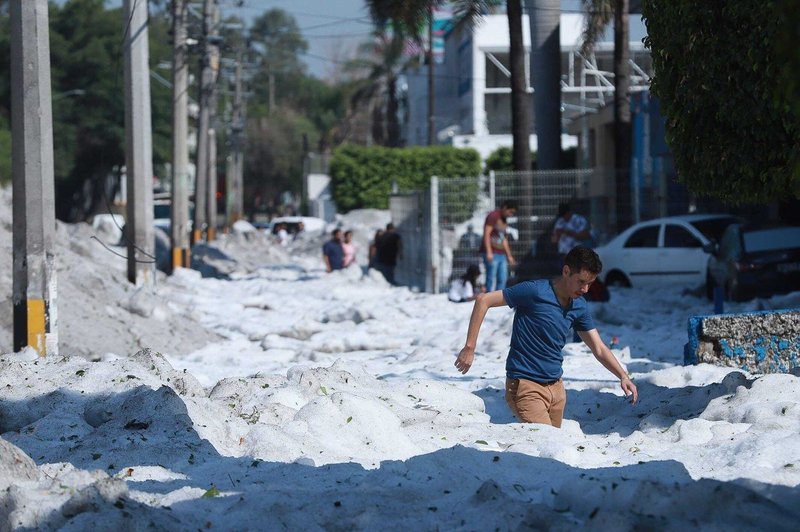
594, 214, 741, 290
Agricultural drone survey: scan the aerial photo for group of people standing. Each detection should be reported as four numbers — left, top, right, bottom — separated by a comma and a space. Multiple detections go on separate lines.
321, 228, 358, 272
450, 199, 599, 302
322, 223, 402, 285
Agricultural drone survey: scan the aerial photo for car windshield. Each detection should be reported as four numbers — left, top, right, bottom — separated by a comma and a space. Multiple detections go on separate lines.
689, 217, 739, 243
743, 227, 800, 253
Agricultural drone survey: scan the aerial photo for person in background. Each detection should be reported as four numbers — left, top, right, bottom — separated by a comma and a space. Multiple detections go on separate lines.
481, 200, 517, 292
552, 202, 607, 303
276, 223, 289, 247
454, 246, 637, 427
552, 202, 592, 258
448, 264, 484, 303
374, 223, 402, 285
322, 228, 344, 273
342, 230, 358, 268
366, 229, 385, 276
293, 221, 306, 241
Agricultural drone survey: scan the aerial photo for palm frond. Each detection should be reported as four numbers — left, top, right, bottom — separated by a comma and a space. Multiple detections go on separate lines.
580, 0, 614, 56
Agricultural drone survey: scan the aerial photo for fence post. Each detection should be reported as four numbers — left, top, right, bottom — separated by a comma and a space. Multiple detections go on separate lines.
430, 176, 440, 293
489, 170, 496, 208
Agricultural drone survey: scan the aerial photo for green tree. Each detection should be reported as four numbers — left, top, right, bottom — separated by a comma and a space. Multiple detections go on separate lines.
343, 31, 406, 147
0, 0, 173, 219
642, 0, 800, 204
248, 8, 308, 116
244, 109, 318, 213
365, 0, 496, 145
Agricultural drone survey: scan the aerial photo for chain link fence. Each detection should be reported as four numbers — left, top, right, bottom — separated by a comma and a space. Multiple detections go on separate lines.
435, 170, 592, 292
392, 168, 711, 294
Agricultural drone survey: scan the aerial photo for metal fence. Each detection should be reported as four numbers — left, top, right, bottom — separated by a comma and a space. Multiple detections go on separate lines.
389, 189, 436, 293
435, 170, 592, 292
392, 168, 714, 294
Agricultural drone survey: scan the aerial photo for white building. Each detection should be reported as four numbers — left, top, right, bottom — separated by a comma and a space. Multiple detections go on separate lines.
398, 11, 652, 162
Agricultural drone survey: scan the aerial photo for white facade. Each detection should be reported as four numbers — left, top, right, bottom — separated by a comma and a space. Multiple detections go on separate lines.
399, 12, 651, 162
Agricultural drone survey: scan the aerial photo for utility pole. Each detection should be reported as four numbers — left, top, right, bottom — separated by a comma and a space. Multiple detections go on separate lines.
528, 0, 562, 170
10, 0, 58, 356
193, 0, 214, 243
171, 0, 191, 270
427, 4, 435, 145
206, 3, 220, 241
227, 50, 245, 226
123, 0, 155, 285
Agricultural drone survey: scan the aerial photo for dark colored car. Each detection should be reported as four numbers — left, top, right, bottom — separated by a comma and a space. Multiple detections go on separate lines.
707, 223, 800, 301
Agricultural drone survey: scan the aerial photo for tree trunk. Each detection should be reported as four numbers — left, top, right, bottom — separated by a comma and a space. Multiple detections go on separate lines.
527, 0, 561, 170
507, 0, 531, 172
387, 75, 401, 147
614, 0, 632, 230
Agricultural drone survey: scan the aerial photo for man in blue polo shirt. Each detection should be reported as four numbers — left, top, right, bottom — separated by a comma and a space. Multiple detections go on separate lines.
454, 246, 638, 427
322, 229, 345, 272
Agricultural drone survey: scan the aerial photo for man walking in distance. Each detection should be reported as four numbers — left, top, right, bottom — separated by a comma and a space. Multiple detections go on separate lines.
481, 200, 517, 291
455, 246, 638, 427
374, 222, 402, 285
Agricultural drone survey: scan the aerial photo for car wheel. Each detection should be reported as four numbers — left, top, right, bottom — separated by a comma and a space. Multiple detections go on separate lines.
606, 271, 631, 288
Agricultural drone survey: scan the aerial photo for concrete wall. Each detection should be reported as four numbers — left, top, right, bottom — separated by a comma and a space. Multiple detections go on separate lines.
684, 310, 800, 374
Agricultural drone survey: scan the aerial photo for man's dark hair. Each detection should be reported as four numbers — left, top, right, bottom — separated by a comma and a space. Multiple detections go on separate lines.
500, 200, 518, 210
564, 246, 602, 275
557, 202, 571, 217
332, 228, 342, 238
386, 222, 395, 231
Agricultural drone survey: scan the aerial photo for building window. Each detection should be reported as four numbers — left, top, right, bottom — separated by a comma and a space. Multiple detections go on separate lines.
485, 93, 512, 134
485, 52, 511, 89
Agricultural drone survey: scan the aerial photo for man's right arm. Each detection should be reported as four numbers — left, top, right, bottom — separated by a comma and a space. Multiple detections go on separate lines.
455, 290, 507, 374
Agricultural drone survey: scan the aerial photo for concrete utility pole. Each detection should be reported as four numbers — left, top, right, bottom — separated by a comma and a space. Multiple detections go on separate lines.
123, 0, 155, 285
206, 4, 220, 241
226, 51, 245, 226
10, 0, 58, 356
193, 0, 215, 243
427, 5, 435, 146
528, 0, 562, 170
171, 0, 191, 270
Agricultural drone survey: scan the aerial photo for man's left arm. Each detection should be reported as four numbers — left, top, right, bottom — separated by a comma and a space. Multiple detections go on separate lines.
578, 329, 638, 404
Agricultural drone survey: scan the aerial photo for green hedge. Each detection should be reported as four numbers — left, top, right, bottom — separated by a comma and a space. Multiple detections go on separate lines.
329, 144, 482, 221
643, 0, 800, 204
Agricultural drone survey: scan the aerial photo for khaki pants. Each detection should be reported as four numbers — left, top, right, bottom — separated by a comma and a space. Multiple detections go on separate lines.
505, 377, 566, 427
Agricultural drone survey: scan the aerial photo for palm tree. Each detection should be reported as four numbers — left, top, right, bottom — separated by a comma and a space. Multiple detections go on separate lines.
365, 0, 497, 146
342, 32, 405, 147
581, 0, 632, 230
507, 0, 531, 171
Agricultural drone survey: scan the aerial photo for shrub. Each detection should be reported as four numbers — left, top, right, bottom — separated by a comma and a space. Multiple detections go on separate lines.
643, 0, 800, 204
329, 144, 482, 222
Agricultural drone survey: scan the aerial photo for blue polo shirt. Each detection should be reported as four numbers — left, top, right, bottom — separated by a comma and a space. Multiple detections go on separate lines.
502, 279, 595, 383
322, 240, 344, 270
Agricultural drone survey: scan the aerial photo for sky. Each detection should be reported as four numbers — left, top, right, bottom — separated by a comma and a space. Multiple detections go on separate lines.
220, 0, 372, 79
1, 184, 800, 529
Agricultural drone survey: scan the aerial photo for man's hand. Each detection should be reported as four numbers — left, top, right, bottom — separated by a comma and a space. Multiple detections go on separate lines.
621, 377, 638, 405
455, 346, 475, 374
508, 255, 516, 267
